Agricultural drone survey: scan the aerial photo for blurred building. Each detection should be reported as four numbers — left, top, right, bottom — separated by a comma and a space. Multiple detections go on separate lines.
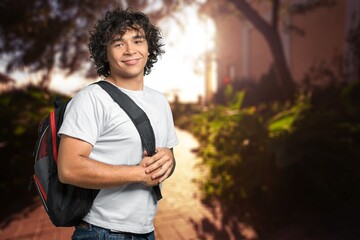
209, 0, 360, 91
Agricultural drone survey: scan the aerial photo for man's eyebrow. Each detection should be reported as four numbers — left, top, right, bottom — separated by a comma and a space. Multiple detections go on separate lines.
110, 34, 145, 43
133, 34, 145, 39
111, 37, 122, 43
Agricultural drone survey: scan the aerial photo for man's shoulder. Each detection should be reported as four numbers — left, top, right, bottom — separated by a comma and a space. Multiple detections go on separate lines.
144, 86, 167, 100
69, 81, 114, 108
74, 81, 109, 99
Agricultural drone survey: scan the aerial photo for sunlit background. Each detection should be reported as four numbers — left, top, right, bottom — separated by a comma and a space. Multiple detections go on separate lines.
145, 6, 216, 102
1, 0, 360, 239
1, 2, 216, 103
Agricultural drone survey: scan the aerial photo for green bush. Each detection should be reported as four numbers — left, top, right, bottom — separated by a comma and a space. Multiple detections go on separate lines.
191, 81, 360, 230
171, 101, 202, 131
270, 82, 360, 211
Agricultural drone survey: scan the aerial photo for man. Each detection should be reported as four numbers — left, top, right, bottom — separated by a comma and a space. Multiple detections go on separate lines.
57, 8, 178, 240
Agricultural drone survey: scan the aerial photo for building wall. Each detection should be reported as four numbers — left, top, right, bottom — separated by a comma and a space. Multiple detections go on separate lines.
213, 0, 350, 91
214, 13, 245, 87
290, 0, 346, 82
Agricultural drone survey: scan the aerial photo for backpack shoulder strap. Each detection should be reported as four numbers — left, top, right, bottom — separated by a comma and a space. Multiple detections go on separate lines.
95, 80, 162, 200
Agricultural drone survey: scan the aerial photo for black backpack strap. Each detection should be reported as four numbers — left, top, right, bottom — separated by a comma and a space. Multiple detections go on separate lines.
96, 80, 162, 201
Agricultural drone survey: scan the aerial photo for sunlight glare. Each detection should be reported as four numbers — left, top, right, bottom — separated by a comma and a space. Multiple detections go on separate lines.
145, 5, 216, 103
2, 4, 216, 104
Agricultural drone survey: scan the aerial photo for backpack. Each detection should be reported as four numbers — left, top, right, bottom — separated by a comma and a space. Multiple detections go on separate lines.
32, 80, 162, 227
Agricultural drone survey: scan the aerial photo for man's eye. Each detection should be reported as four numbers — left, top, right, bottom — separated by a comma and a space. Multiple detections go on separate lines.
135, 40, 144, 44
114, 43, 124, 47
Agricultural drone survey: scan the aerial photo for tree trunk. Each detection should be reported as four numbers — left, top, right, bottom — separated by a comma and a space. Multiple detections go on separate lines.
266, 28, 296, 100
230, 0, 296, 100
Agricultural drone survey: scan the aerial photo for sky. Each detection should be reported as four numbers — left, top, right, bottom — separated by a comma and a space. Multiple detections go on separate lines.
46, 5, 215, 103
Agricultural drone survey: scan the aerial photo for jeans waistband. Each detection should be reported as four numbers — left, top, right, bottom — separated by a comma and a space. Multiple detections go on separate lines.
78, 220, 153, 236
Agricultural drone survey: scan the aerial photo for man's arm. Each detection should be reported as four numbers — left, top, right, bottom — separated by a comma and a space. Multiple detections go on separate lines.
142, 147, 176, 183
57, 135, 160, 189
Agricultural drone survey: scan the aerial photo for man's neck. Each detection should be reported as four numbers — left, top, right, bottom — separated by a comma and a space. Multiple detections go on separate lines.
106, 75, 144, 91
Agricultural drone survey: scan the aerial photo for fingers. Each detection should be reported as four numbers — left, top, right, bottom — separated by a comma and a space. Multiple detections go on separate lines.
141, 147, 174, 183
141, 152, 158, 168
138, 164, 161, 187
145, 157, 164, 174
158, 168, 172, 183
139, 156, 151, 168
143, 148, 168, 167
142, 164, 171, 186
145, 151, 171, 173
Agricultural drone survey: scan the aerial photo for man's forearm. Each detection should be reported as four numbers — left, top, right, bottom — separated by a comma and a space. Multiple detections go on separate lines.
57, 135, 160, 189
58, 155, 145, 189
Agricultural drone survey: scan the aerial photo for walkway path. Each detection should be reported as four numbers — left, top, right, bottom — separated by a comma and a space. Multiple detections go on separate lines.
0, 128, 257, 240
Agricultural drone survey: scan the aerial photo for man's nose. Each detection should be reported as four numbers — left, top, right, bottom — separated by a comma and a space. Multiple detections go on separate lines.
124, 44, 136, 55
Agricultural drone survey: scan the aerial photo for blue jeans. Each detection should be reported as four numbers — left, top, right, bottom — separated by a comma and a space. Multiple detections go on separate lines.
72, 222, 155, 240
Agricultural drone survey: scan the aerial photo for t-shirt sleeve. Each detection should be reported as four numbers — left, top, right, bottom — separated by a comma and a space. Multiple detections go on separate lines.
164, 100, 179, 149
58, 88, 105, 146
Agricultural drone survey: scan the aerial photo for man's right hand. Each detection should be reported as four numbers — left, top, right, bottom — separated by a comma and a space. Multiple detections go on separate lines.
138, 156, 162, 186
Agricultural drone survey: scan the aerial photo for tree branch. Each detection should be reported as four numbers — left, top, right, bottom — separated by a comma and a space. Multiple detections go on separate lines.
272, 0, 280, 31
229, 0, 274, 36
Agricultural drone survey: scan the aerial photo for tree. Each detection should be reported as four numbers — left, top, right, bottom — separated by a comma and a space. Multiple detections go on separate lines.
0, 0, 338, 94
0, 0, 101, 88
0, 0, 182, 89
199, 0, 337, 100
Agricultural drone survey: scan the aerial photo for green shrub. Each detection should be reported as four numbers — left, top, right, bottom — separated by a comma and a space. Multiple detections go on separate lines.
191, 81, 360, 229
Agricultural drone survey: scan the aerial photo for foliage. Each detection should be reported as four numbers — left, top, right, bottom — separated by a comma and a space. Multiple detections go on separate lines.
193, 104, 269, 204
270, 82, 360, 205
191, 80, 360, 233
0, 0, 191, 87
170, 101, 203, 131
192, 94, 275, 220
0, 0, 338, 90
0, 0, 107, 85
214, 66, 288, 106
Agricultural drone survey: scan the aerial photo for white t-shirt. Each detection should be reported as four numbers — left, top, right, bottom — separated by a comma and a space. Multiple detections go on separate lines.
58, 80, 178, 233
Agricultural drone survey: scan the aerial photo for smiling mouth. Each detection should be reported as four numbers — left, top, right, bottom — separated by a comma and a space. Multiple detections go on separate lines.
122, 58, 140, 65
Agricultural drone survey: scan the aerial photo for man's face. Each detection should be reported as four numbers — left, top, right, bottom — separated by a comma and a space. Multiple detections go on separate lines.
106, 29, 149, 80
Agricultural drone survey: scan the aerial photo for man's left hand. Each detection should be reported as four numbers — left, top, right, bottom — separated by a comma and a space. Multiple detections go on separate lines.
142, 147, 175, 183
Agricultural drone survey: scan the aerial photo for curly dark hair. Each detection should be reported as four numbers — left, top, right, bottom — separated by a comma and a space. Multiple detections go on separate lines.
89, 8, 165, 77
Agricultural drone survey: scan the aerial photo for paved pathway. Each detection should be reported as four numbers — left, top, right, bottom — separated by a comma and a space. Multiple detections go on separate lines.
0, 128, 257, 240
154, 129, 257, 240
